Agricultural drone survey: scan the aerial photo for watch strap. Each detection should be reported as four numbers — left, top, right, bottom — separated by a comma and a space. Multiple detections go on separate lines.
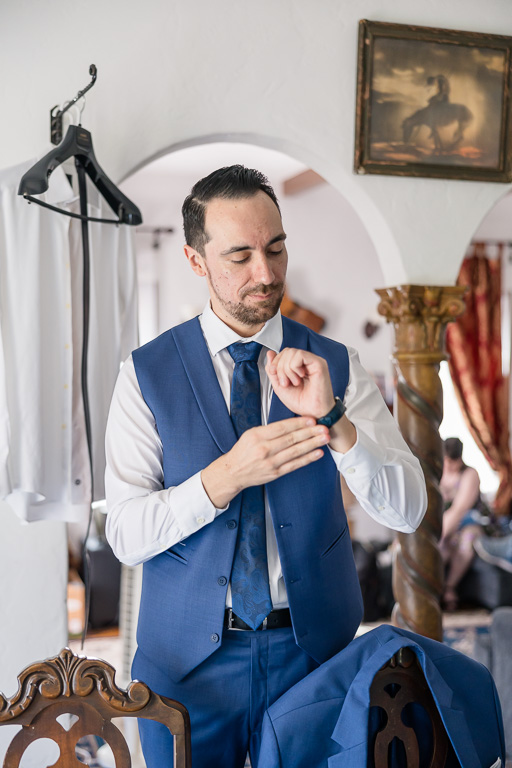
317, 396, 346, 428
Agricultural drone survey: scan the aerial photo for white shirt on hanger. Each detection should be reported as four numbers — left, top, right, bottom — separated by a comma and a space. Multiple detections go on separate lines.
0, 159, 138, 522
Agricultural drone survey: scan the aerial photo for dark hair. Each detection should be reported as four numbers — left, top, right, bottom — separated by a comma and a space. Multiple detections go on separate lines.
182, 165, 280, 254
443, 437, 463, 460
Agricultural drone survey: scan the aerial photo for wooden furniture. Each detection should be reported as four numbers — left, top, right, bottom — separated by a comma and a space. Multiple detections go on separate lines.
369, 646, 452, 767
377, 285, 466, 641
0, 647, 191, 767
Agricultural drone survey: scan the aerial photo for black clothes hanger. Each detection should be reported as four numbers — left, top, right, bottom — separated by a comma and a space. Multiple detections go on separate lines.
18, 124, 142, 225
18, 64, 142, 226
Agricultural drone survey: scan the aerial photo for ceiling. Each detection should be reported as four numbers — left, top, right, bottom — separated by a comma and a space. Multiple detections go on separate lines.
128, 141, 307, 184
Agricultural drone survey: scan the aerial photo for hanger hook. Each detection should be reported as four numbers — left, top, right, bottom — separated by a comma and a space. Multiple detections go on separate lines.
59, 65, 98, 119
78, 96, 86, 124
50, 65, 98, 145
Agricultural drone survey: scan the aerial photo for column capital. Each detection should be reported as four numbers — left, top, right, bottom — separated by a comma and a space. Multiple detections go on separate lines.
376, 285, 466, 361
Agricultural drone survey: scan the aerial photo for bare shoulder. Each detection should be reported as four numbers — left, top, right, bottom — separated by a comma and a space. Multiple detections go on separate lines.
460, 466, 480, 488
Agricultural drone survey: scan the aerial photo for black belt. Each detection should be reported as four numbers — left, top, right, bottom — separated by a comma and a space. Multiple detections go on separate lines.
224, 608, 292, 631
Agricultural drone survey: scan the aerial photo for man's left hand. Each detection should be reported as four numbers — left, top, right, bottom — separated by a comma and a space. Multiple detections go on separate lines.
266, 348, 357, 454
266, 348, 334, 418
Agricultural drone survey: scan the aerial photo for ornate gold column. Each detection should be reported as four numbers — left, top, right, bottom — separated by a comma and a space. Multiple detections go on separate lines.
376, 285, 466, 640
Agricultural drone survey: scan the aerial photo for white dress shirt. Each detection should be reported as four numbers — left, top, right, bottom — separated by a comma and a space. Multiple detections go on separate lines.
0, 159, 138, 522
105, 303, 427, 609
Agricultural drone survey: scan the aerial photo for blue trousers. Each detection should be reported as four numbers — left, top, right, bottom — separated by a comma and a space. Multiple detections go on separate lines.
133, 627, 318, 768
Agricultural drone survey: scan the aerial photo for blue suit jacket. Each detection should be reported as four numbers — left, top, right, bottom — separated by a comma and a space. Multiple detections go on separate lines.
258, 625, 505, 768
132, 315, 363, 681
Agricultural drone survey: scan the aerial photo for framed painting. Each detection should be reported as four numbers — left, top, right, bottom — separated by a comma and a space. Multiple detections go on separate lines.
354, 20, 512, 181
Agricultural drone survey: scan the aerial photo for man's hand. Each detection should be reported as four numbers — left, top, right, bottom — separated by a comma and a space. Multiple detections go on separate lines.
266, 348, 334, 419
266, 348, 357, 454
201, 417, 330, 508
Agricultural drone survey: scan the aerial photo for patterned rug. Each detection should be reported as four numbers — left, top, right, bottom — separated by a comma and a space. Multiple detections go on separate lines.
442, 608, 492, 660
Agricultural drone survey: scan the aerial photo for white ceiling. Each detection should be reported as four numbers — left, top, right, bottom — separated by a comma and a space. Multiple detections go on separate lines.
128, 141, 307, 184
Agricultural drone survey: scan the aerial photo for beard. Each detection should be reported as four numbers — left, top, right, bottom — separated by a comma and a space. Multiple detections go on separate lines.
211, 278, 285, 327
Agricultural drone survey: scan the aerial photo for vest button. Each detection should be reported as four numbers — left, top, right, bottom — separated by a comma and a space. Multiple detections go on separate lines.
217, 576, 227, 586
210, 633, 220, 643
226, 520, 237, 529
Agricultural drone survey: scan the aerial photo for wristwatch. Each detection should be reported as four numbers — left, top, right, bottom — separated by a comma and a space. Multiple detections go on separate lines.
317, 396, 346, 428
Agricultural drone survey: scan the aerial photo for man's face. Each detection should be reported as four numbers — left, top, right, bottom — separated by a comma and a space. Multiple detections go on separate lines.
185, 191, 288, 336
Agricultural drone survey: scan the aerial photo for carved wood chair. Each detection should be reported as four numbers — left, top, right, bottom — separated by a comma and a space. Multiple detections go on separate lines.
369, 646, 455, 767
0, 647, 191, 767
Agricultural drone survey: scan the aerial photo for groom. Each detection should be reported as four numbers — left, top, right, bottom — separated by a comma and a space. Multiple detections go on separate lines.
105, 164, 426, 766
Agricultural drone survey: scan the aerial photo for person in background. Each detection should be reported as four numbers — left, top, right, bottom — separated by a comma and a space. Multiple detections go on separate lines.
440, 437, 487, 611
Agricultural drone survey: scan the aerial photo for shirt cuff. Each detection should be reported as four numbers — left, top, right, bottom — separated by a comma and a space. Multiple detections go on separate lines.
167, 471, 228, 539
329, 429, 419, 532
329, 427, 387, 483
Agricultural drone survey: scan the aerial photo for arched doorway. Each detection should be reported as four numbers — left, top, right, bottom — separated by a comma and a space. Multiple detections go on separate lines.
440, 189, 512, 500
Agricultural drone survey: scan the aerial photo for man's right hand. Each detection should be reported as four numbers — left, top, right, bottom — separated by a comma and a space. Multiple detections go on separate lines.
201, 417, 330, 509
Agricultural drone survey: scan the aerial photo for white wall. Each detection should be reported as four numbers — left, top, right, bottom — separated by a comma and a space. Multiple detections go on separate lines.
0, 0, 511, 711
0, 503, 67, 760
0, 505, 68, 690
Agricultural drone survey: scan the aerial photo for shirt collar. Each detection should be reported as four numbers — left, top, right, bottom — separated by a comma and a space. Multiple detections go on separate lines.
45, 164, 77, 207
199, 301, 283, 357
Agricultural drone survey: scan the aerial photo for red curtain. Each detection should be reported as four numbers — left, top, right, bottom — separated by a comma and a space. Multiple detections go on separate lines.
446, 242, 512, 515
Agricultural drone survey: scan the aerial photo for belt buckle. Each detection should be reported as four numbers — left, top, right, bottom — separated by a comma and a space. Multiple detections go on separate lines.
227, 609, 271, 631
226, 608, 244, 631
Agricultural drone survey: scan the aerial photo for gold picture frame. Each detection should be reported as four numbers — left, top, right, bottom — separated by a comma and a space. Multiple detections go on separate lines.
354, 20, 512, 182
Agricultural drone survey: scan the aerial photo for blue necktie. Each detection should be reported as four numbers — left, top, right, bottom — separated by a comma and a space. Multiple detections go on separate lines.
227, 341, 272, 629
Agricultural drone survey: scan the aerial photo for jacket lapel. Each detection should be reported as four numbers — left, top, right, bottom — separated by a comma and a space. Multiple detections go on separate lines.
414, 648, 481, 768
330, 636, 410, 755
172, 317, 237, 454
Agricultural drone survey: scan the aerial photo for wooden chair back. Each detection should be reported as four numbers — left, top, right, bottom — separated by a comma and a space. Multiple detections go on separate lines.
369, 646, 453, 768
0, 647, 191, 767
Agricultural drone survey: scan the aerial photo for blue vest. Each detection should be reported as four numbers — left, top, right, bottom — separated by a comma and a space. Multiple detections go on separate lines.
133, 315, 363, 681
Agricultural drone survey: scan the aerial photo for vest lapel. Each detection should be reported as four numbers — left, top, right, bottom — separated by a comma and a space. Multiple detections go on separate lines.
173, 315, 311, 446
268, 317, 310, 424
172, 318, 237, 454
